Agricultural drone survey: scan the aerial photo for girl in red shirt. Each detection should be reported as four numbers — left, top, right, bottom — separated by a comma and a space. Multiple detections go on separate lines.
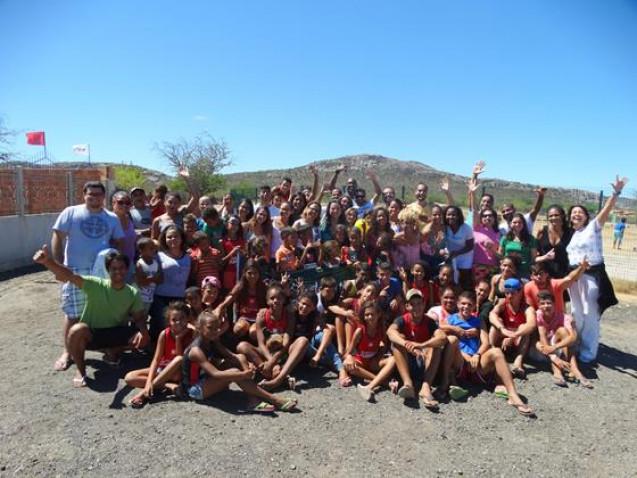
125, 302, 194, 408
343, 301, 396, 402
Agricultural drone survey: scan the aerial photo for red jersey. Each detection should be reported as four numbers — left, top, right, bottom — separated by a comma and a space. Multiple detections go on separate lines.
398, 312, 437, 343
222, 237, 246, 290
502, 299, 528, 330
355, 322, 384, 359
238, 291, 260, 321
263, 308, 288, 335
159, 327, 193, 368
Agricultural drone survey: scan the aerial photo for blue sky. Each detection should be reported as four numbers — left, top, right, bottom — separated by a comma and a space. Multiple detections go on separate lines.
1, 0, 635, 192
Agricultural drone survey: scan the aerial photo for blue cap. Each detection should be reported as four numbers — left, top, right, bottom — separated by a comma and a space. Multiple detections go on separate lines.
503, 278, 522, 292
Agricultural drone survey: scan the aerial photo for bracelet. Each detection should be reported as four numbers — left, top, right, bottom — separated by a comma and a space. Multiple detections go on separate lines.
613, 190, 622, 197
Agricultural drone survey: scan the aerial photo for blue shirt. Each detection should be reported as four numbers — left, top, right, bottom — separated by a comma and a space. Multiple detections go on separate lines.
155, 251, 191, 297
53, 205, 124, 270
446, 313, 481, 356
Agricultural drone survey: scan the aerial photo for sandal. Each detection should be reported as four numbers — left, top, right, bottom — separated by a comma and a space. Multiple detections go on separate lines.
509, 401, 534, 417
72, 375, 87, 388
389, 379, 399, 395
494, 387, 509, 400
578, 378, 594, 389
252, 401, 276, 413
552, 376, 567, 388
102, 354, 121, 367
398, 385, 416, 400
130, 394, 148, 409
54, 354, 73, 372
277, 398, 298, 412
419, 395, 440, 411
512, 367, 526, 380
287, 376, 297, 391
449, 385, 468, 401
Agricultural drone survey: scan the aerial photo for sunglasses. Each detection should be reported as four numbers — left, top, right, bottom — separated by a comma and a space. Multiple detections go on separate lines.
116, 200, 131, 206
481, 214, 495, 218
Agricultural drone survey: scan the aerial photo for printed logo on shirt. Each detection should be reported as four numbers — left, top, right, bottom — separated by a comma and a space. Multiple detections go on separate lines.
80, 215, 110, 239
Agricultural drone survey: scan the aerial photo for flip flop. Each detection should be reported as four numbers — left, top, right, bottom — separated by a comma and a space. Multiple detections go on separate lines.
552, 376, 567, 388
512, 367, 526, 380
509, 401, 534, 417
419, 395, 440, 411
130, 394, 148, 409
398, 385, 416, 400
494, 388, 509, 400
277, 398, 298, 412
578, 378, 594, 389
252, 401, 276, 413
357, 384, 374, 402
449, 385, 468, 401
287, 376, 297, 391
389, 379, 399, 395
72, 375, 87, 388
102, 354, 121, 367
54, 355, 73, 372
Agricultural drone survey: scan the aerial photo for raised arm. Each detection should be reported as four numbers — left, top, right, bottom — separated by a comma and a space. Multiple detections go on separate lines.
528, 187, 547, 222
326, 164, 346, 190
33, 245, 83, 288
439, 177, 455, 207
596, 176, 629, 227
179, 168, 201, 214
307, 164, 321, 202
366, 170, 383, 205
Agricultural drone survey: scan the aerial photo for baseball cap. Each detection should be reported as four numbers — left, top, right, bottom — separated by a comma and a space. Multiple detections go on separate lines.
503, 278, 522, 292
405, 288, 424, 302
201, 276, 221, 289
130, 187, 145, 195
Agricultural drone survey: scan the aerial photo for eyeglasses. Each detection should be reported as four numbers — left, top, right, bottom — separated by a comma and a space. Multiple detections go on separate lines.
116, 200, 131, 206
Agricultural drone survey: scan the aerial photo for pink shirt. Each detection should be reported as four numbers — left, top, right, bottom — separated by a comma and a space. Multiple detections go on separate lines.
473, 225, 500, 267
536, 309, 573, 339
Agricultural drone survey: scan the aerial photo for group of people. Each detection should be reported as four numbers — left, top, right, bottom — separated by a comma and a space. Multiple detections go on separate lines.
35, 160, 628, 417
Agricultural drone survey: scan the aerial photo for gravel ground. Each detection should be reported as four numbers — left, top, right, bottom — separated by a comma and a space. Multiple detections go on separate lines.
1, 270, 636, 477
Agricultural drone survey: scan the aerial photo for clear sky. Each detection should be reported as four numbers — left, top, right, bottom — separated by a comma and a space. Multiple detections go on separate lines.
1, 0, 635, 192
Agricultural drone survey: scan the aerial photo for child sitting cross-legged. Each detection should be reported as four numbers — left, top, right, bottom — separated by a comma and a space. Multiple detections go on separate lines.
387, 289, 447, 410
439, 291, 534, 417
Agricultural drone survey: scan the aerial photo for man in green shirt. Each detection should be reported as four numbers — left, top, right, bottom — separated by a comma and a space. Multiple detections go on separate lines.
34, 245, 149, 388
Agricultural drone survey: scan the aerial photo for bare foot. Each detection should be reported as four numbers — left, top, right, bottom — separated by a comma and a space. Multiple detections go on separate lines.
54, 352, 73, 371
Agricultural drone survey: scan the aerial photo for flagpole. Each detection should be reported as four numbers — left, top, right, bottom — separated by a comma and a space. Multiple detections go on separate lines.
88, 144, 91, 165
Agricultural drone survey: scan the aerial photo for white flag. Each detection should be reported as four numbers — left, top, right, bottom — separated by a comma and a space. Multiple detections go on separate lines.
72, 144, 90, 156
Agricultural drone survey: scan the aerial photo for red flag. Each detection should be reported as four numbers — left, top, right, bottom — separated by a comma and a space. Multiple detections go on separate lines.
26, 131, 46, 146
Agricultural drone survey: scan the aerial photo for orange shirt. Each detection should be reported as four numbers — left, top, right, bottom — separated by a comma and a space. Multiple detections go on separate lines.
275, 244, 299, 272
524, 278, 567, 315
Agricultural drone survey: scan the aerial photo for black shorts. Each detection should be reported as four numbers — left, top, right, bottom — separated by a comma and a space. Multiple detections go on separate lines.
87, 326, 137, 350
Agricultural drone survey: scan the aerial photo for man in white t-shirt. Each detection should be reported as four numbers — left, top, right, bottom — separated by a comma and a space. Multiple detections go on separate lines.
498, 188, 546, 236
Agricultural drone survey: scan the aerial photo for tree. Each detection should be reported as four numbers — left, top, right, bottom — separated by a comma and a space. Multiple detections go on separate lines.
0, 116, 18, 162
154, 132, 231, 196
113, 165, 149, 191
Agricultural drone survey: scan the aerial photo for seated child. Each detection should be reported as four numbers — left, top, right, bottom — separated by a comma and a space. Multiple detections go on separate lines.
343, 301, 396, 402
524, 259, 588, 314
321, 240, 342, 269
182, 310, 297, 411
399, 260, 433, 310
387, 289, 447, 409
535, 291, 592, 388
439, 291, 534, 416
427, 286, 458, 325
489, 278, 537, 378
236, 285, 292, 380
275, 227, 299, 273
125, 301, 194, 408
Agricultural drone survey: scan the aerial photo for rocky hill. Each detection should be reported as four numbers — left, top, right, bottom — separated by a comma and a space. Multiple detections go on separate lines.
223, 154, 611, 210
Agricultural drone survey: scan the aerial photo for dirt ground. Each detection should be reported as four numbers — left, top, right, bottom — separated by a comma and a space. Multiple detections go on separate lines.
1, 270, 637, 477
